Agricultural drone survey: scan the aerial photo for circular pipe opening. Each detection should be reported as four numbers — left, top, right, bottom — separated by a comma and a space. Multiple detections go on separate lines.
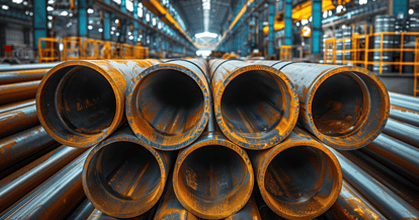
219, 69, 297, 149
84, 141, 162, 217
176, 145, 253, 218
312, 72, 369, 137
263, 146, 340, 219
38, 65, 119, 146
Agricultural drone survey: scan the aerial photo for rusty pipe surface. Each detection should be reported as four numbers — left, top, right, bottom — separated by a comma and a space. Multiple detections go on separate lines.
0, 104, 39, 138
324, 180, 386, 220
0, 144, 87, 213
0, 80, 40, 105
331, 148, 419, 219
126, 58, 210, 150
249, 127, 342, 220
0, 68, 48, 84
360, 133, 419, 183
224, 196, 262, 220
342, 150, 419, 210
249, 61, 389, 150
209, 59, 299, 149
382, 118, 419, 148
0, 125, 56, 171
389, 105, 419, 127
65, 198, 95, 220
0, 62, 59, 72
153, 173, 199, 220
0, 149, 91, 220
173, 131, 254, 219
87, 208, 156, 220
83, 126, 175, 218
0, 98, 36, 114
36, 59, 160, 147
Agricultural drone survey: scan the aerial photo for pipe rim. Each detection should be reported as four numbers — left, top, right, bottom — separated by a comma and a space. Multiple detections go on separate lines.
82, 136, 167, 218
306, 66, 389, 150
36, 61, 124, 147
126, 64, 210, 151
214, 65, 299, 150
258, 140, 343, 220
172, 133, 254, 219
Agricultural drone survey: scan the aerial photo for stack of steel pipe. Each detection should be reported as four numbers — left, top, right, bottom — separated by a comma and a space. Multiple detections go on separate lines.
1, 58, 398, 219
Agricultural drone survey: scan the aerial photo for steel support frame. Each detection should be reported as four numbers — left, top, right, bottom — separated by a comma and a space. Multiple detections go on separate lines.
311, 0, 322, 54
268, 0, 275, 56
284, 0, 292, 46
33, 0, 47, 50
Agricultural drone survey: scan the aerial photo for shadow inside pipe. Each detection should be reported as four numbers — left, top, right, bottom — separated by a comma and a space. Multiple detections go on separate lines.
312, 72, 368, 137
136, 69, 204, 136
264, 146, 336, 215
177, 145, 252, 213
85, 142, 161, 213
221, 70, 286, 137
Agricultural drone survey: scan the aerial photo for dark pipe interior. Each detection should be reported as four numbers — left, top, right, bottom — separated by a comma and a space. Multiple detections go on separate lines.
312, 73, 366, 136
136, 69, 204, 135
86, 142, 161, 212
264, 146, 335, 213
56, 67, 116, 134
221, 70, 284, 136
177, 146, 250, 212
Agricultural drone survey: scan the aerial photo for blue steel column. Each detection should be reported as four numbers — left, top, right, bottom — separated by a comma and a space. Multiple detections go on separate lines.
33, 0, 47, 49
392, 0, 408, 16
284, 0, 292, 46
268, 0, 275, 56
102, 0, 111, 40
78, 0, 88, 37
133, 0, 139, 44
311, 0, 322, 54
120, 0, 127, 13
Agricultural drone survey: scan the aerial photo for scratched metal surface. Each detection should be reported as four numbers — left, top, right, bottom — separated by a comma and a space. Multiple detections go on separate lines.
0, 80, 40, 105
0, 104, 39, 138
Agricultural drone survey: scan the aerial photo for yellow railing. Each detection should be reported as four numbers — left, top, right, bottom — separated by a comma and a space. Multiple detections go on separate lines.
280, 45, 292, 60
415, 37, 419, 97
38, 38, 61, 63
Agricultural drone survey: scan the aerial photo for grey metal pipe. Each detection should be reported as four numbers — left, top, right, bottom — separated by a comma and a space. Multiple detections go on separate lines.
0, 98, 36, 114
389, 105, 419, 127
389, 91, 419, 105
390, 97, 419, 112
382, 118, 419, 148
65, 198, 95, 220
0, 62, 59, 72
0, 104, 39, 138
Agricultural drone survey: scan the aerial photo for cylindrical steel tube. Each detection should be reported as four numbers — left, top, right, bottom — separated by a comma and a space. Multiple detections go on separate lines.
0, 68, 49, 84
389, 91, 419, 105
0, 149, 91, 220
126, 59, 210, 150
361, 133, 419, 183
248, 61, 389, 150
324, 180, 386, 220
0, 80, 40, 105
342, 150, 419, 210
389, 105, 419, 127
0, 145, 87, 213
209, 59, 299, 149
331, 149, 419, 219
0, 98, 36, 114
0, 125, 56, 171
173, 132, 254, 219
153, 174, 199, 220
65, 198, 95, 220
249, 127, 342, 220
36, 59, 159, 147
83, 127, 175, 218
0, 62, 58, 72
224, 196, 262, 220
382, 118, 419, 148
0, 104, 39, 138
87, 208, 156, 220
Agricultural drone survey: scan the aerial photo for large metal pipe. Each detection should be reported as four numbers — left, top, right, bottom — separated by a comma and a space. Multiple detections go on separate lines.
249, 127, 342, 220
153, 174, 199, 220
0, 62, 59, 72
87, 208, 156, 220
342, 150, 419, 210
0, 125, 56, 171
0, 144, 87, 213
389, 105, 419, 127
331, 149, 419, 219
0, 149, 91, 220
0, 104, 39, 138
0, 80, 40, 105
65, 198, 95, 220
382, 118, 419, 148
209, 59, 299, 149
83, 126, 175, 218
0, 98, 36, 114
173, 131, 254, 219
248, 61, 389, 150
323, 180, 386, 220
224, 196, 262, 220
126, 59, 210, 150
360, 133, 419, 183
389, 91, 419, 105
36, 59, 159, 147
0, 68, 49, 84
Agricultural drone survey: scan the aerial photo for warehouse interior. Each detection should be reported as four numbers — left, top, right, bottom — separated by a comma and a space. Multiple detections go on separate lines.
1, 0, 419, 219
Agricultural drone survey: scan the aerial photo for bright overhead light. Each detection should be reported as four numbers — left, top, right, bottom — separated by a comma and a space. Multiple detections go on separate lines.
116, 32, 120, 36
98, 28, 103, 32
129, 36, 134, 40
47, 6, 53, 11
359, 0, 367, 5
111, 27, 116, 31
196, 50, 211, 57
48, 15, 53, 20
115, 19, 119, 24
409, 8, 414, 15
342, 24, 346, 29
12, 0, 23, 4
195, 32, 218, 38
2, 5, 9, 10
202, 0, 210, 10
23, 1, 28, 5
111, 31, 114, 35
301, 19, 308, 25
87, 8, 94, 14
60, 11, 68, 16
88, 25, 93, 30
